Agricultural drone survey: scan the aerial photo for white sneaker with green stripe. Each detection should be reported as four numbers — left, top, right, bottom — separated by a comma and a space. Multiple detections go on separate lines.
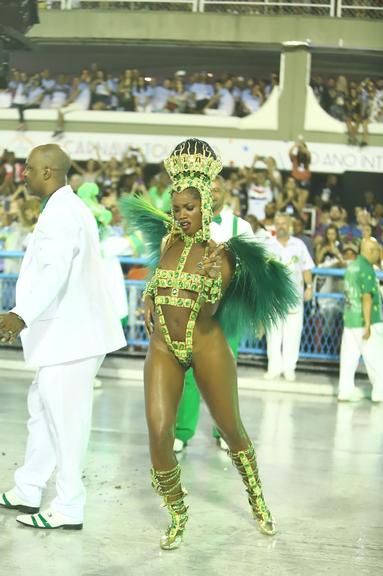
0, 489, 40, 514
16, 508, 83, 530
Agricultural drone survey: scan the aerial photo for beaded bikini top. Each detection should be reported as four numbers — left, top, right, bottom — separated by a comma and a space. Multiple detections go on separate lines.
144, 231, 222, 368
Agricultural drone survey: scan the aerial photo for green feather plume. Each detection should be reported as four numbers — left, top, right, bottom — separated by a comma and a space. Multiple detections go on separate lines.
119, 196, 172, 269
216, 234, 299, 339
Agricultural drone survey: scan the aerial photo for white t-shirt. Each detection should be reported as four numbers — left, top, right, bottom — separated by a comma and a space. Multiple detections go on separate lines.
26, 86, 44, 106
242, 94, 262, 113
189, 82, 214, 101
217, 88, 235, 115
50, 85, 70, 109
247, 183, 273, 220
73, 82, 91, 109
12, 82, 27, 105
151, 86, 173, 112
265, 236, 314, 298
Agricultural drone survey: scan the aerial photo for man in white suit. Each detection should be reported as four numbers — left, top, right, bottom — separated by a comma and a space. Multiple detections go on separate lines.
0, 144, 126, 530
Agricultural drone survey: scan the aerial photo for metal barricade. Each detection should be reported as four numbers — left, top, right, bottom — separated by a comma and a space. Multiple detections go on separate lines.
47, 0, 199, 11
40, 0, 382, 17
337, 0, 383, 19
1, 251, 382, 363
199, 0, 336, 17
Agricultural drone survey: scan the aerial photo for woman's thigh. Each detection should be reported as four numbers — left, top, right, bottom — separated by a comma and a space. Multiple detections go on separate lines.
192, 332, 243, 433
144, 338, 185, 435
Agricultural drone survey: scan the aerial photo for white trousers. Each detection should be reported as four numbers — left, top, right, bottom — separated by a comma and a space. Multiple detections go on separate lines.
266, 306, 304, 374
14, 355, 104, 522
338, 323, 383, 399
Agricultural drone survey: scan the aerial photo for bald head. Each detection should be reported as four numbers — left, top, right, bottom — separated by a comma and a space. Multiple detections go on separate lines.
24, 144, 71, 198
361, 237, 381, 266
32, 144, 71, 173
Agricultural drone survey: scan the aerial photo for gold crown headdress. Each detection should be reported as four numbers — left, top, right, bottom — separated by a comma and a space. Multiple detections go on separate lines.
164, 139, 223, 241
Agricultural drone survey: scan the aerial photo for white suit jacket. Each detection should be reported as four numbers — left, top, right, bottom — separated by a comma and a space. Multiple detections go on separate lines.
12, 185, 126, 367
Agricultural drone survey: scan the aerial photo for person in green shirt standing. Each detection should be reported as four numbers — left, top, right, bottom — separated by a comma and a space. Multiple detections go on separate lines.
173, 176, 254, 453
338, 237, 383, 402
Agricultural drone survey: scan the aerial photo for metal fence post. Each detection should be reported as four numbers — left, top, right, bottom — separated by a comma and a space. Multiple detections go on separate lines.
199, 0, 205, 13
336, 0, 342, 17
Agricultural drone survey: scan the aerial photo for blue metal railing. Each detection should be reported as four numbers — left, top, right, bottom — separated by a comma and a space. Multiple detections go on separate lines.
1, 251, 382, 363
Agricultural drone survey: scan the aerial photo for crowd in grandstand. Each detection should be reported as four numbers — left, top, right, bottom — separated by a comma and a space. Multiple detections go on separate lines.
1, 141, 382, 271
311, 75, 383, 145
0, 67, 278, 130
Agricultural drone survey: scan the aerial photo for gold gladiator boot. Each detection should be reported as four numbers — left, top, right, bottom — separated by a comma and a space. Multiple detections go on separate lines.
151, 464, 189, 550
230, 445, 276, 536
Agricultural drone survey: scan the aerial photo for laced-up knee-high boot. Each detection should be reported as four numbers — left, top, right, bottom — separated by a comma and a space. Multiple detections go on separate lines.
150, 463, 189, 550
230, 445, 276, 536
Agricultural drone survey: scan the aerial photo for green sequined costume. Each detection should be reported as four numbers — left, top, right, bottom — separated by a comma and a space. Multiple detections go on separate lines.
119, 139, 298, 549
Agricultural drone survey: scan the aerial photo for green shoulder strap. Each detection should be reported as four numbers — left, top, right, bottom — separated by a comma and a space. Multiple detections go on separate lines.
232, 215, 238, 237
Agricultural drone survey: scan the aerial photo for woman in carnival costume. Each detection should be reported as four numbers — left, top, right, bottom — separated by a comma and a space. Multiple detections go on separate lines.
120, 139, 297, 550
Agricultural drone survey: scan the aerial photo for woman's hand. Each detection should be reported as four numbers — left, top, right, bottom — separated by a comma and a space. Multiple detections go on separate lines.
197, 245, 224, 279
144, 296, 155, 336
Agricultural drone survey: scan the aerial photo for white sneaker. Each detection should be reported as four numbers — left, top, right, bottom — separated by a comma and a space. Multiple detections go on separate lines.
263, 371, 281, 381
93, 378, 103, 389
216, 437, 229, 451
16, 507, 82, 530
173, 438, 186, 454
338, 388, 364, 402
284, 371, 296, 382
0, 488, 39, 514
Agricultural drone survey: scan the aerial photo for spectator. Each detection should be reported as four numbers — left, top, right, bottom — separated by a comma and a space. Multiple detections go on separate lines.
49, 74, 71, 110
204, 79, 235, 117
148, 171, 172, 212
166, 78, 189, 113
264, 213, 314, 382
53, 76, 91, 137
133, 77, 153, 113
276, 177, 302, 218
321, 77, 336, 114
316, 224, 343, 266
311, 74, 325, 106
261, 201, 277, 236
319, 174, 341, 204
13, 74, 45, 130
289, 137, 311, 194
363, 190, 376, 214
40, 68, 56, 108
338, 238, 383, 402
293, 217, 315, 260
151, 79, 174, 113
372, 203, 383, 243
118, 73, 135, 112
188, 73, 214, 113
245, 162, 273, 221
264, 73, 279, 98
345, 86, 363, 145
329, 75, 348, 121
91, 70, 111, 110
241, 83, 264, 115
71, 157, 104, 184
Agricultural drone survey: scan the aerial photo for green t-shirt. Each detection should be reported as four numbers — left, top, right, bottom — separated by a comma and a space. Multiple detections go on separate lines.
343, 255, 382, 328
148, 186, 172, 212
